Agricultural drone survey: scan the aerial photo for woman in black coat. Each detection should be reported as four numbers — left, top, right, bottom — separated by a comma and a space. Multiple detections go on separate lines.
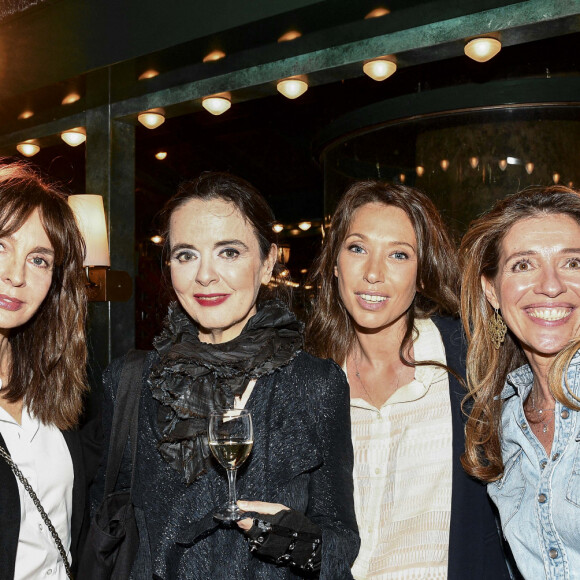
93, 172, 359, 579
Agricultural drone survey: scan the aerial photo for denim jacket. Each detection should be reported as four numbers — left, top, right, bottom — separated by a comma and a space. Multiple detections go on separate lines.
488, 352, 580, 579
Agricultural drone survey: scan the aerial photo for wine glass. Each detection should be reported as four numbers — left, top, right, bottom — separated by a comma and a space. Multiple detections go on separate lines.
208, 408, 254, 522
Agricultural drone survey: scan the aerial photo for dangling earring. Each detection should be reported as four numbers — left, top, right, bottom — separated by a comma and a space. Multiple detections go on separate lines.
488, 308, 507, 349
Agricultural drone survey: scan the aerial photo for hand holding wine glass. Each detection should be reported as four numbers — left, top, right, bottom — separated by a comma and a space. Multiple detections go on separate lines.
209, 409, 253, 522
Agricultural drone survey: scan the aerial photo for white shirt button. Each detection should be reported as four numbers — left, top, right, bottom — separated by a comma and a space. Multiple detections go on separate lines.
39, 524, 43, 531
46, 570, 53, 576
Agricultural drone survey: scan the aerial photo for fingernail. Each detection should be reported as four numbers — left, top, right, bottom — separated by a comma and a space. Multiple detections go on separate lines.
237, 500, 248, 507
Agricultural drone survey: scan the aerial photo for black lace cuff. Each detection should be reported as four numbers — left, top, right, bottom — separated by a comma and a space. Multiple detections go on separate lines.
244, 509, 322, 574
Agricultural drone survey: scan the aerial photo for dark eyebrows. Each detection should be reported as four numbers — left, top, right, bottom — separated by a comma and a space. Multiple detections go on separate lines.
170, 242, 195, 254
32, 246, 55, 256
169, 240, 249, 253
344, 232, 416, 251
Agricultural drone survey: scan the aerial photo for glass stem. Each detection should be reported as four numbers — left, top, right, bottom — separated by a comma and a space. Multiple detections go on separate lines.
227, 468, 238, 510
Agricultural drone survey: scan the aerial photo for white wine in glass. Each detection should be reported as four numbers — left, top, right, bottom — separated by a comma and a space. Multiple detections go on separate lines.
209, 409, 253, 522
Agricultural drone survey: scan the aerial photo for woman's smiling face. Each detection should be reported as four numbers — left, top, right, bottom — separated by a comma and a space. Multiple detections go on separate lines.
169, 198, 276, 344
335, 202, 418, 335
483, 213, 580, 364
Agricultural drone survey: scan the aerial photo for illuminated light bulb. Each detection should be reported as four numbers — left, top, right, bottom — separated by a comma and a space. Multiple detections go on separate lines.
278, 30, 301, 42
16, 141, 40, 157
62, 92, 81, 105
138, 69, 159, 80
464, 38, 502, 63
280, 268, 290, 277
277, 78, 308, 99
300, 268, 308, 274
304, 284, 313, 290
203, 50, 226, 62
553, 173, 560, 184
469, 156, 479, 169
440, 159, 450, 171
150, 235, 163, 244
416, 165, 425, 177
298, 221, 312, 231
272, 223, 284, 233
202, 94, 231, 115
137, 110, 165, 129
365, 7, 390, 18
363, 59, 397, 81
525, 162, 534, 175
18, 110, 34, 120
61, 127, 86, 147
290, 228, 301, 235
498, 159, 507, 171
399, 173, 406, 183
155, 151, 167, 160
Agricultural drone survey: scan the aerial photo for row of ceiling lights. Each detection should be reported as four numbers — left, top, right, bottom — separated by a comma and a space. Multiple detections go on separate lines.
14, 4, 502, 156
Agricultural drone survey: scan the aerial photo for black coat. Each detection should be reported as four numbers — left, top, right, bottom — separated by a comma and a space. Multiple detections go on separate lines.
433, 316, 515, 580
0, 417, 101, 580
93, 350, 360, 579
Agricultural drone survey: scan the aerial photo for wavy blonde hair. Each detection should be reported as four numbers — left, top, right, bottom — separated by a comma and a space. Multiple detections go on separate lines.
460, 185, 580, 482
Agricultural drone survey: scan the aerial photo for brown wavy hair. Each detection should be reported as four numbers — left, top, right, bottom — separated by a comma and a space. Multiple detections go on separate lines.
305, 181, 460, 366
158, 171, 290, 304
460, 185, 580, 482
0, 163, 88, 430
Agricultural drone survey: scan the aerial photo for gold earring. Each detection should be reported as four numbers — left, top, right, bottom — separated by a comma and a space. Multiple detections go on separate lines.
488, 308, 507, 349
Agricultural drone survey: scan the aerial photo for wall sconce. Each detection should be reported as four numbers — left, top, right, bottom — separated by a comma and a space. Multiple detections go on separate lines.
416, 165, 425, 177
277, 77, 308, 99
202, 93, 232, 115
525, 162, 534, 174
464, 38, 502, 62
469, 156, 479, 169
553, 173, 561, 184
16, 140, 40, 157
138, 109, 166, 129
363, 59, 397, 81
440, 159, 450, 171
498, 159, 507, 171
61, 127, 86, 147
68, 195, 132, 302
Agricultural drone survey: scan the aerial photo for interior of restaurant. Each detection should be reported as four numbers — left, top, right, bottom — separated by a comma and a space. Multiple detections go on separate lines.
0, 0, 578, 395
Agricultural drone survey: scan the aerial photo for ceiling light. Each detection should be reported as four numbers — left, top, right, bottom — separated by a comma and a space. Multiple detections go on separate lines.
203, 50, 226, 62
498, 159, 507, 171
16, 140, 40, 157
277, 77, 308, 99
365, 7, 390, 18
202, 93, 231, 115
18, 110, 34, 120
137, 110, 165, 129
150, 235, 163, 244
525, 162, 534, 175
139, 69, 159, 80
464, 37, 502, 63
62, 92, 81, 105
61, 127, 86, 147
278, 30, 302, 42
416, 165, 425, 177
290, 228, 301, 235
298, 221, 312, 231
469, 156, 479, 169
300, 268, 308, 274
553, 173, 560, 184
272, 223, 284, 233
155, 151, 167, 160
440, 159, 450, 171
363, 59, 397, 81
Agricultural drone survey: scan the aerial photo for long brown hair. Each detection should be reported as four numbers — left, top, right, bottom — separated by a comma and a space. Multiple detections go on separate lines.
0, 163, 88, 430
158, 171, 289, 304
460, 185, 580, 482
305, 181, 460, 365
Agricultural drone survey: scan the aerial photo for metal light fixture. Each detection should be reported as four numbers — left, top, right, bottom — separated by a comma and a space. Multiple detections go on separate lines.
363, 59, 397, 81
61, 127, 86, 147
138, 109, 166, 129
464, 38, 502, 63
202, 94, 231, 115
16, 140, 40, 157
68, 195, 132, 302
277, 77, 308, 99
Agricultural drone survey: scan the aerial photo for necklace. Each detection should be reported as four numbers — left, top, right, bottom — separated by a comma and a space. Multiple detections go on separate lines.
352, 356, 401, 409
530, 386, 555, 434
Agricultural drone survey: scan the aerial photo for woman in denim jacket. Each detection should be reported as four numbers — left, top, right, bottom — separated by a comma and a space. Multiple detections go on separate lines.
460, 185, 580, 580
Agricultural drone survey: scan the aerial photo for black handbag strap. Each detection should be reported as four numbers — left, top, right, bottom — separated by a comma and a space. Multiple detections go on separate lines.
104, 349, 147, 497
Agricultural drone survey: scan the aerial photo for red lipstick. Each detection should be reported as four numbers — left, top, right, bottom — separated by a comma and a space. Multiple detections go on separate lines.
0, 295, 24, 311
193, 293, 230, 307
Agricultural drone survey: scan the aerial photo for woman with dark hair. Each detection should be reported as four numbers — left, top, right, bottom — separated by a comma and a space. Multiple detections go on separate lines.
460, 185, 580, 579
94, 172, 359, 579
0, 163, 96, 579
306, 180, 512, 579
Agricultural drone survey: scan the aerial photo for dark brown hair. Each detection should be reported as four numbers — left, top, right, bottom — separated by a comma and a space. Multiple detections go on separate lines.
460, 185, 580, 482
158, 171, 288, 303
305, 180, 460, 365
0, 163, 88, 429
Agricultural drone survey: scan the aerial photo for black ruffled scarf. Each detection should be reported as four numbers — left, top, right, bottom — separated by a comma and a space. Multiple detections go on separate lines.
149, 299, 303, 484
